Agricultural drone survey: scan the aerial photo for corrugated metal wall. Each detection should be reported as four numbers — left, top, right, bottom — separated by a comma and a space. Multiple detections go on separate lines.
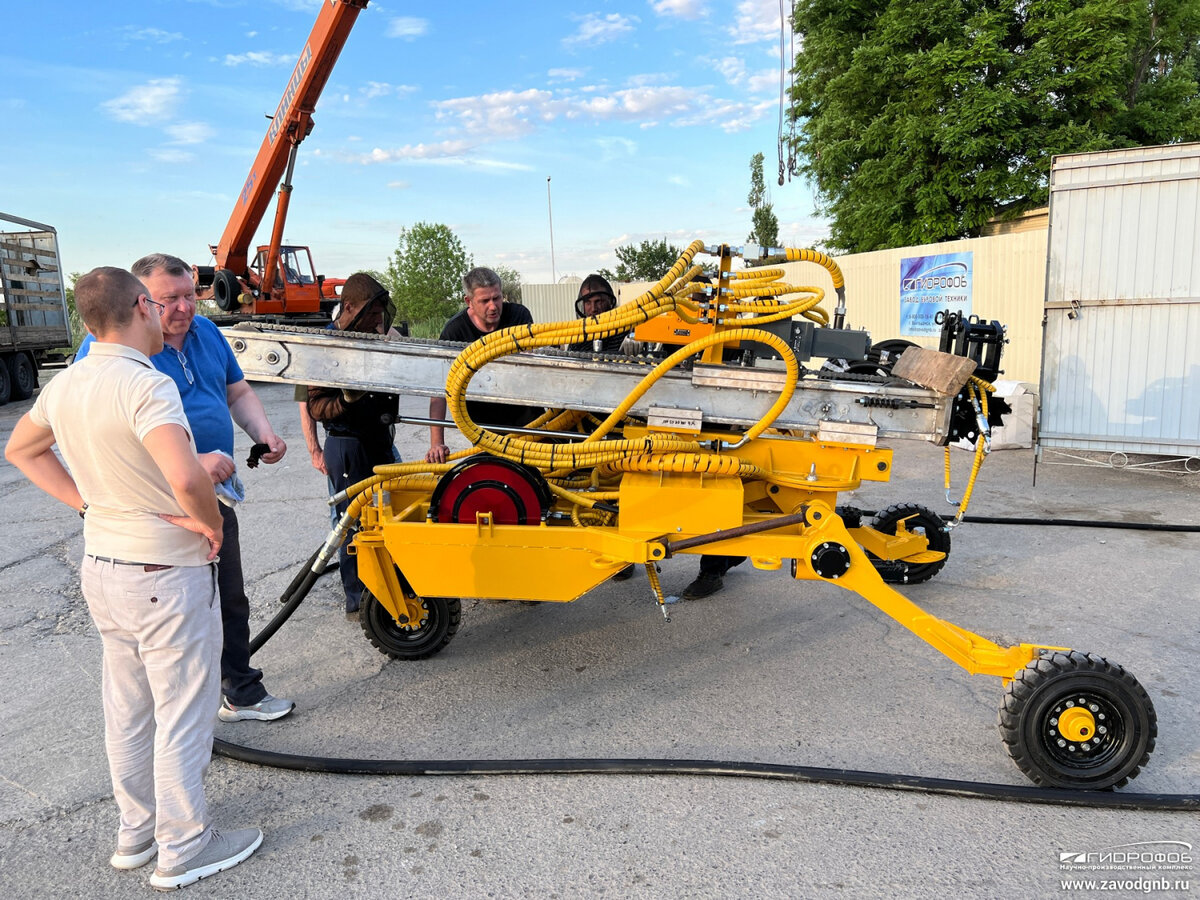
520, 282, 579, 324
1040, 143, 1200, 458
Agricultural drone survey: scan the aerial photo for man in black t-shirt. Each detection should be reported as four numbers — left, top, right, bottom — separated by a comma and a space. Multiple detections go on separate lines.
426, 267, 538, 463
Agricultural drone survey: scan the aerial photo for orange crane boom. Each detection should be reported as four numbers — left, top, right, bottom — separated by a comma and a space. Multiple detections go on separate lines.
204, 0, 367, 315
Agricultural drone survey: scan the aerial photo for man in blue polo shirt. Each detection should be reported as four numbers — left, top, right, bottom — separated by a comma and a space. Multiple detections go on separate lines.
77, 253, 293, 723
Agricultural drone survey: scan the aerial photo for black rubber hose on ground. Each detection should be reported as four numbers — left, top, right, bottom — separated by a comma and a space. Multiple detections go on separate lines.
221, 525, 1199, 812
962, 515, 1200, 532
210, 740, 1198, 812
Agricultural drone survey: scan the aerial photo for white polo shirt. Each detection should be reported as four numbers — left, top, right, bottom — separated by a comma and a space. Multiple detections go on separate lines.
30, 342, 212, 566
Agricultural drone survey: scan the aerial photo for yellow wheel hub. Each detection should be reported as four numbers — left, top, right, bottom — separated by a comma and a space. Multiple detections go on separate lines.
1057, 705, 1096, 742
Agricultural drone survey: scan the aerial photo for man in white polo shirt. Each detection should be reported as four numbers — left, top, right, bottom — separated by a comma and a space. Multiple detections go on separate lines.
5, 267, 262, 890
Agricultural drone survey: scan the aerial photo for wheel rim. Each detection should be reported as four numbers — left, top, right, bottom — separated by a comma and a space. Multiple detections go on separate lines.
375, 598, 435, 645
1036, 689, 1128, 774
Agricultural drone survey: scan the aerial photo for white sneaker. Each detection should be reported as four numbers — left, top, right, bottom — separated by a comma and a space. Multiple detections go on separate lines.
110, 838, 157, 870
218, 694, 294, 722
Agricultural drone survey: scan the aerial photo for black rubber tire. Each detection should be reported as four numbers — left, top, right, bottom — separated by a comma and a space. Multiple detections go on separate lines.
868, 503, 950, 584
361, 590, 461, 661
7, 352, 36, 401
0, 356, 11, 406
213, 269, 241, 312
998, 651, 1156, 789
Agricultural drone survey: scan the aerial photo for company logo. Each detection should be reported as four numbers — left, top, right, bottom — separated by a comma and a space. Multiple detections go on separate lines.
1059, 841, 1193, 872
267, 43, 314, 145
901, 261, 969, 293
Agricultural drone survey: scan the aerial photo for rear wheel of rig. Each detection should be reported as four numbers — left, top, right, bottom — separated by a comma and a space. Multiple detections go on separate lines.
998, 651, 1156, 789
361, 591, 461, 661
868, 503, 950, 584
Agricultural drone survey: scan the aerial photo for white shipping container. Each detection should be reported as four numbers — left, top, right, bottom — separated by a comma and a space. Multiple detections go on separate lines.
1040, 143, 1200, 466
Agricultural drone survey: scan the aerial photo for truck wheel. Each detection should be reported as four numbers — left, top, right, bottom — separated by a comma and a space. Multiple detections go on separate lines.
7, 352, 35, 401
361, 591, 461, 660
998, 651, 1156, 789
213, 269, 242, 312
0, 358, 11, 406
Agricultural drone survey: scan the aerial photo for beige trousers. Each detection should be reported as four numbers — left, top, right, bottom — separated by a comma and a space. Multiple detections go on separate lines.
81, 557, 221, 869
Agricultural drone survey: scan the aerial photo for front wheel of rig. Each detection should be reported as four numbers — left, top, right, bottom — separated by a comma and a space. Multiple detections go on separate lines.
998, 651, 1156, 789
361, 592, 462, 661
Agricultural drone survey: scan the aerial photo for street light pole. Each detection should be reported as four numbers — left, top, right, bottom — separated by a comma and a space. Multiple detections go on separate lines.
546, 175, 556, 283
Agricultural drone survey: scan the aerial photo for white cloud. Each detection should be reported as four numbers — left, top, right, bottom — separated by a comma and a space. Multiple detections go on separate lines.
102, 78, 181, 123
716, 55, 779, 94
676, 98, 774, 133
124, 27, 184, 43
717, 57, 746, 84
432, 83, 769, 136
346, 140, 474, 164
596, 137, 637, 160
576, 86, 694, 120
246, 30, 258, 38
548, 68, 585, 81
650, 0, 707, 19
387, 180, 411, 189
165, 121, 215, 144
727, 0, 781, 45
667, 174, 690, 186
434, 89, 559, 139
360, 81, 417, 99
223, 51, 295, 67
149, 148, 194, 164
563, 13, 637, 48
386, 17, 429, 39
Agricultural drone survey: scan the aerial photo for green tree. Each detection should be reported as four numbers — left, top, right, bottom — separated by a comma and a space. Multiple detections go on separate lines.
64, 271, 83, 351
491, 264, 524, 305
598, 238, 687, 282
789, 0, 1200, 252
747, 152, 780, 248
384, 223, 473, 324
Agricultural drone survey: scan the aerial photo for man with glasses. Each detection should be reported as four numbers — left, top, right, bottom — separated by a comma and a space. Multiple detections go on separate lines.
6, 267, 262, 889
425, 267, 538, 463
77, 254, 294, 724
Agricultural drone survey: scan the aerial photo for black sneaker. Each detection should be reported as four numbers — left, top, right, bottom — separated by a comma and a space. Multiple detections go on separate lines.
612, 564, 635, 582
681, 572, 724, 600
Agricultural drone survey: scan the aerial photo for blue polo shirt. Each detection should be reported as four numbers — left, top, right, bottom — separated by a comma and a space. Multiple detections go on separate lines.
76, 315, 244, 455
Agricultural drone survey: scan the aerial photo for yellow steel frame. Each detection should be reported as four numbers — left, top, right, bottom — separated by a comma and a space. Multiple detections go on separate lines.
352, 430, 1060, 682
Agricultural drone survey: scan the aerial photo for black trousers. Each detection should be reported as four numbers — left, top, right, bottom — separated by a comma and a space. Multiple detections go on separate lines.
699, 555, 746, 576
217, 504, 266, 705
324, 433, 394, 612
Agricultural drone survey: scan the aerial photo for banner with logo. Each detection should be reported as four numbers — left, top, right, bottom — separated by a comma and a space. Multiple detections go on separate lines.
899, 251, 972, 336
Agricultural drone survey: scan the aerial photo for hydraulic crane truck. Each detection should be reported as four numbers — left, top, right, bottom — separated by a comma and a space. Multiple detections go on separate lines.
194, 0, 367, 319
226, 242, 1159, 791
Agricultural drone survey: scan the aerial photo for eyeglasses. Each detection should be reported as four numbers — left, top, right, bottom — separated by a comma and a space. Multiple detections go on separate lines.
172, 347, 194, 385
134, 294, 166, 316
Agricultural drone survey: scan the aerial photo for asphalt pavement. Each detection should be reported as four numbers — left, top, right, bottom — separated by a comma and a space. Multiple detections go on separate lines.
0, 376, 1196, 899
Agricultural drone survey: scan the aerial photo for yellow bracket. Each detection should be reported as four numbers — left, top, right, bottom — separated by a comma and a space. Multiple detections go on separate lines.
798, 503, 1063, 681
354, 531, 428, 629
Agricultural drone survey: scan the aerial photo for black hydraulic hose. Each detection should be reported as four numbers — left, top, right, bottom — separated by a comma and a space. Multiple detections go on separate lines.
248, 544, 329, 656
209, 740, 1198, 812
961, 514, 1200, 532
220, 518, 1199, 812
849, 509, 1200, 533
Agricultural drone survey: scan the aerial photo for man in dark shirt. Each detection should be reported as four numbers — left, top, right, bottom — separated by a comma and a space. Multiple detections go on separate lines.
425, 267, 537, 463
568, 274, 630, 353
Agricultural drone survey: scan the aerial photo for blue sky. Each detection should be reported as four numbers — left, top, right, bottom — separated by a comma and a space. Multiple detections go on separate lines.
0, 0, 826, 285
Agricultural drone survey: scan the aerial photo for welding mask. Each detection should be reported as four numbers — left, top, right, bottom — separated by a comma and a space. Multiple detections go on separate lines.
575, 289, 617, 318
